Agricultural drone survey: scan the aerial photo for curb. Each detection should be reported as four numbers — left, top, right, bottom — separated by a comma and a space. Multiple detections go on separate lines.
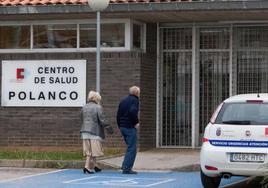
0, 159, 118, 170
0, 159, 199, 172
171, 163, 200, 172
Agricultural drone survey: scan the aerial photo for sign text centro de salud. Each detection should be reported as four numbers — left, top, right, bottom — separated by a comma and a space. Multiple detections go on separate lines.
1, 60, 86, 107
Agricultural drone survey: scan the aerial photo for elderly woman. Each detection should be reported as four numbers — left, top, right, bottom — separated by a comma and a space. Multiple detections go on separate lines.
80, 91, 113, 174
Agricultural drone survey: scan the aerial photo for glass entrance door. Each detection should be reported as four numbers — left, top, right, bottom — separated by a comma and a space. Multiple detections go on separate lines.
234, 26, 268, 94
199, 28, 230, 135
160, 28, 192, 147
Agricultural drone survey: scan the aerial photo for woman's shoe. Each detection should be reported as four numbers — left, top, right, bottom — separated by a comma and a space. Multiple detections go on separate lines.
94, 166, 102, 173
83, 168, 94, 174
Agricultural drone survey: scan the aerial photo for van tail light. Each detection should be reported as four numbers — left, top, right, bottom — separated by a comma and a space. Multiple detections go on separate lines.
210, 102, 224, 124
205, 165, 218, 171
202, 137, 209, 143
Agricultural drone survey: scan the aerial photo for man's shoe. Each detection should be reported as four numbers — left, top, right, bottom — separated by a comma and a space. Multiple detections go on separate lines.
94, 166, 102, 173
122, 170, 137, 174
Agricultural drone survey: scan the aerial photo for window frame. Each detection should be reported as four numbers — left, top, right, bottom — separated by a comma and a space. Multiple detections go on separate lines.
0, 19, 146, 53
131, 20, 146, 52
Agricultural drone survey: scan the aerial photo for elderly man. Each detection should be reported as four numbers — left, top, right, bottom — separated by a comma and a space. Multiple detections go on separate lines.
117, 86, 140, 174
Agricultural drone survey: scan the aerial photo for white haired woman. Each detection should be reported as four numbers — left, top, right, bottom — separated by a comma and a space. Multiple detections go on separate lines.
80, 91, 113, 174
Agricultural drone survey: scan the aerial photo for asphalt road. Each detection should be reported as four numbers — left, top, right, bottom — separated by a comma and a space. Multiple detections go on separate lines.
0, 168, 246, 188
226, 177, 264, 188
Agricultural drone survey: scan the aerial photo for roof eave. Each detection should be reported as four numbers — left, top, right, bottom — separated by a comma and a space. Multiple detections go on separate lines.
0, 1, 268, 15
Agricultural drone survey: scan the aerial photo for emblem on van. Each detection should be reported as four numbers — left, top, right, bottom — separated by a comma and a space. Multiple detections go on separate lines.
216, 128, 221, 136
245, 130, 251, 137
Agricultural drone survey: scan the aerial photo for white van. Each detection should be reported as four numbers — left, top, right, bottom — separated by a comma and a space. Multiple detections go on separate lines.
200, 93, 268, 188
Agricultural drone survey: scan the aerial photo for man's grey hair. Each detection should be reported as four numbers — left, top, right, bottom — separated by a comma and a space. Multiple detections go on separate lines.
129, 86, 140, 96
87, 91, 101, 104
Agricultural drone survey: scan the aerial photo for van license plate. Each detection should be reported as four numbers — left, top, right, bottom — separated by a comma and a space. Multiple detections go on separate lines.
230, 153, 265, 163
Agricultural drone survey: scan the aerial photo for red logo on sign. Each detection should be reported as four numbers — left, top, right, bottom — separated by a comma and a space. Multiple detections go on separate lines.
16, 68, 24, 80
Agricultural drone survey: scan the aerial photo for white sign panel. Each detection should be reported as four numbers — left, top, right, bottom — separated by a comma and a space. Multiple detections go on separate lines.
1, 60, 86, 107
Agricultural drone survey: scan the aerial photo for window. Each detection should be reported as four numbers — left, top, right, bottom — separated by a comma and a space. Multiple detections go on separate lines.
80, 24, 96, 48
215, 103, 268, 125
200, 28, 229, 49
33, 24, 77, 48
133, 24, 142, 49
163, 28, 192, 50
238, 27, 268, 48
0, 26, 30, 49
80, 23, 125, 48
132, 22, 146, 50
0, 19, 145, 52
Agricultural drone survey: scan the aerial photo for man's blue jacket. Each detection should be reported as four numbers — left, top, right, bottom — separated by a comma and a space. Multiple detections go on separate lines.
117, 94, 139, 128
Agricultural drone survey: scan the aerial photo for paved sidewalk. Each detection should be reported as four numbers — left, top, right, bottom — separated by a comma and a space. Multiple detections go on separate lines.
0, 149, 200, 171
99, 149, 200, 171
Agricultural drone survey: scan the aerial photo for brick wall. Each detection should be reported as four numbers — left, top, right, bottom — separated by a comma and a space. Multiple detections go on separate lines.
0, 52, 142, 151
139, 23, 157, 149
100, 52, 141, 148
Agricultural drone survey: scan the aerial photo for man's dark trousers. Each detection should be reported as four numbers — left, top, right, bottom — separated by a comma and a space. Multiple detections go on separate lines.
120, 127, 137, 171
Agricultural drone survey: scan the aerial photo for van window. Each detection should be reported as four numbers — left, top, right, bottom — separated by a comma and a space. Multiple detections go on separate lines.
215, 103, 268, 125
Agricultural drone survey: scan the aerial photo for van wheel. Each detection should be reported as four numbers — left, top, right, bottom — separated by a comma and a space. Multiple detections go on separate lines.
200, 170, 221, 188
